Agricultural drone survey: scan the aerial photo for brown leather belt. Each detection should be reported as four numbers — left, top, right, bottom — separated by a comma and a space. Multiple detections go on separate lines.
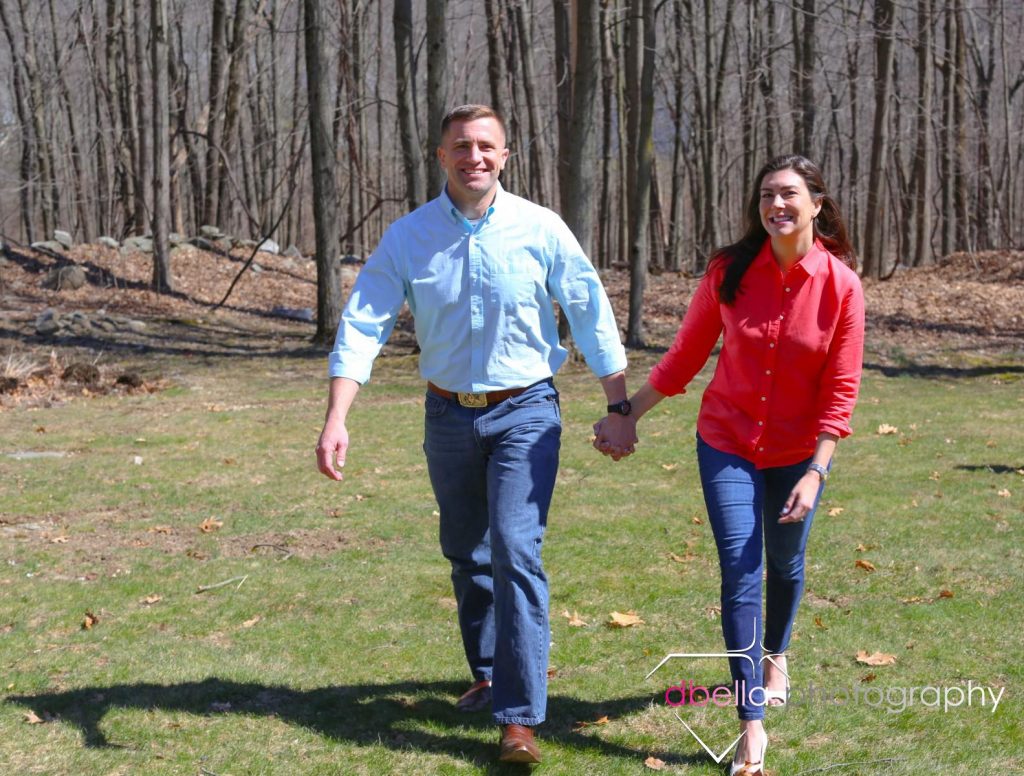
427, 381, 529, 408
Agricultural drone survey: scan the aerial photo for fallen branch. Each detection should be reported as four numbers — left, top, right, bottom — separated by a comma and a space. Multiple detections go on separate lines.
195, 575, 248, 594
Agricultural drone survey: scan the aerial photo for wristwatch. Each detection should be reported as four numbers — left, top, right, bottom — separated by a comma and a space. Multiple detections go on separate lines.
607, 399, 632, 416
807, 463, 829, 482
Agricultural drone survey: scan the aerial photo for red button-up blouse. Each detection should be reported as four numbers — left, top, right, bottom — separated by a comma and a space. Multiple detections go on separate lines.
649, 239, 865, 468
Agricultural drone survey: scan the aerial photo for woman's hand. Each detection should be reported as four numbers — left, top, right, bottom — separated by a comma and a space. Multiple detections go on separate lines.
778, 471, 822, 523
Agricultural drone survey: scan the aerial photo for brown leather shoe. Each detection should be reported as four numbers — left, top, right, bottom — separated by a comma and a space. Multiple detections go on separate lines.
454, 679, 492, 712
499, 724, 541, 764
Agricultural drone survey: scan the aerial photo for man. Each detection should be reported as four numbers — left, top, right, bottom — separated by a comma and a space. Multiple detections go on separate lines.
315, 104, 632, 764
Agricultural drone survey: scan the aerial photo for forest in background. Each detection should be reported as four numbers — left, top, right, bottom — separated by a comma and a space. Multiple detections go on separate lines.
0, 0, 1022, 343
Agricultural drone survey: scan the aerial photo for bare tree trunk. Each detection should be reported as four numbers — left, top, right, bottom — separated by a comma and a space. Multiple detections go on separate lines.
305, 0, 343, 345
565, 0, 600, 253
625, 0, 655, 347
597, 0, 615, 269
216, 0, 254, 230
554, 0, 571, 213
426, 0, 448, 196
395, 0, 426, 209
484, 0, 509, 120
862, 0, 895, 279
0, 0, 36, 241
133, 0, 151, 233
15, 0, 59, 237
511, 1, 548, 205
940, 3, 957, 257
793, 0, 816, 157
203, 0, 228, 227
150, 0, 172, 291
912, 0, 935, 266
757, 0, 777, 156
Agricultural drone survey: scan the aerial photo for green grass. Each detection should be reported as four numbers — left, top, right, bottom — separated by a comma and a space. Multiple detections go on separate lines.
1, 343, 1021, 775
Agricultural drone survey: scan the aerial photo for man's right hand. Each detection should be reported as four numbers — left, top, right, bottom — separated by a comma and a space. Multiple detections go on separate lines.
316, 416, 349, 481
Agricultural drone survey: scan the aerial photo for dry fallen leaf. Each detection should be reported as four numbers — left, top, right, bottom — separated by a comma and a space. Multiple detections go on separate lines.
82, 611, 99, 630
140, 594, 162, 605
856, 650, 897, 666
199, 517, 223, 533
861, 672, 877, 683
608, 610, 644, 628
242, 615, 262, 628
667, 551, 695, 563
573, 715, 610, 730
997, 488, 1011, 498
827, 506, 845, 517
644, 756, 667, 770
902, 596, 924, 604
854, 559, 876, 572
547, 667, 558, 679
23, 710, 52, 724
661, 463, 678, 471
691, 516, 703, 525
855, 543, 870, 552
149, 525, 173, 534
877, 423, 899, 435
929, 471, 941, 481
938, 589, 954, 599
49, 536, 68, 544
813, 615, 828, 630
562, 610, 588, 627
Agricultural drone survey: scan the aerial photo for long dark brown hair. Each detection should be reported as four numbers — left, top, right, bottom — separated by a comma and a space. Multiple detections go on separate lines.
715, 155, 856, 304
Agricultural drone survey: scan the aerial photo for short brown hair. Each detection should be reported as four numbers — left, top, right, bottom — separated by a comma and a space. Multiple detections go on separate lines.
440, 104, 507, 143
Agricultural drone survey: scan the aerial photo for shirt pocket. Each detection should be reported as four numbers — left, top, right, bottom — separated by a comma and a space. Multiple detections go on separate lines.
488, 253, 544, 310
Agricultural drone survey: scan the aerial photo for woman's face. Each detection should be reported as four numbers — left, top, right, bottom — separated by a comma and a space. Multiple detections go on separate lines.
758, 169, 822, 243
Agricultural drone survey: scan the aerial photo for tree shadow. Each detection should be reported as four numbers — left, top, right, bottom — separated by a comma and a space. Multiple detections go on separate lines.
954, 464, 1022, 474
5, 678, 705, 770
863, 360, 1024, 379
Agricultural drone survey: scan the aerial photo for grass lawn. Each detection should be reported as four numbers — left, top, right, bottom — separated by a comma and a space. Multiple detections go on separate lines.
1, 336, 1021, 775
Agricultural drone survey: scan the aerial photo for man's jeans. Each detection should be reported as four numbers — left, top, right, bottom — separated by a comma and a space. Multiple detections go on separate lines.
424, 379, 561, 726
696, 434, 824, 721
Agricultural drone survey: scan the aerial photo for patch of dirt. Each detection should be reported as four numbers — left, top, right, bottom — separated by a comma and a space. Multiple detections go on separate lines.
2, 510, 395, 569
1, 241, 1021, 412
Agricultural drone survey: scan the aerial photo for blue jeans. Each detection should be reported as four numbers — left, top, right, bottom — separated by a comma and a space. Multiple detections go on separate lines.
423, 379, 561, 726
696, 434, 824, 721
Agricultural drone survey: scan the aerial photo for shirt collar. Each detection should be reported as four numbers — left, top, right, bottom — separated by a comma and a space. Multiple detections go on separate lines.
755, 238, 828, 277
439, 183, 503, 230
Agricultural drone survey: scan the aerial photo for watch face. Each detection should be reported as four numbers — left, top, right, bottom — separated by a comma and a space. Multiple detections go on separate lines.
609, 400, 632, 415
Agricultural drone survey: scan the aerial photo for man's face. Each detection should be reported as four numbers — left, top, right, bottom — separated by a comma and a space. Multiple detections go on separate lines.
437, 117, 509, 208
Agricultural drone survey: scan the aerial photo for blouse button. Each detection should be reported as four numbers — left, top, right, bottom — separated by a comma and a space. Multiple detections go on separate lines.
769, 342, 776, 348
760, 396, 767, 402
785, 287, 791, 292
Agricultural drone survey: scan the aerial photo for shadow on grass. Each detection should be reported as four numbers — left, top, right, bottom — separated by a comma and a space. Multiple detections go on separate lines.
6, 678, 704, 771
863, 360, 1024, 378
955, 464, 1022, 474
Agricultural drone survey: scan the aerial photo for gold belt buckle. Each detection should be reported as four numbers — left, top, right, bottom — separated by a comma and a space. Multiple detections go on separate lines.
457, 392, 489, 408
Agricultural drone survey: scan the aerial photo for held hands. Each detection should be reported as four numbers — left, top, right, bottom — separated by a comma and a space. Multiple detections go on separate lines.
778, 471, 822, 523
592, 414, 638, 461
315, 416, 349, 481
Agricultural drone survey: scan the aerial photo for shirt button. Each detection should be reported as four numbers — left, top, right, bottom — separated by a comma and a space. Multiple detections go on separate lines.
769, 343, 776, 348
760, 396, 767, 401
758, 446, 764, 452
758, 421, 764, 426
785, 287, 791, 292
765, 369, 772, 375
779, 314, 785, 320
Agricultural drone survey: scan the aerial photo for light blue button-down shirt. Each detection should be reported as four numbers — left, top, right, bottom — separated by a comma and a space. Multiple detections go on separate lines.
328, 185, 626, 391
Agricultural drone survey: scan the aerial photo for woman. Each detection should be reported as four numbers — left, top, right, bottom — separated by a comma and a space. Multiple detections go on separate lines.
596, 155, 864, 774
